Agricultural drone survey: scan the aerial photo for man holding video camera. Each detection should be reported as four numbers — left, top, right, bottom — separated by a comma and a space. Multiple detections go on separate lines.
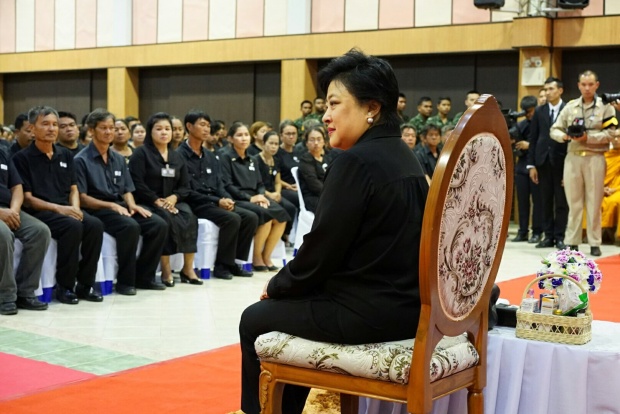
550, 70, 617, 256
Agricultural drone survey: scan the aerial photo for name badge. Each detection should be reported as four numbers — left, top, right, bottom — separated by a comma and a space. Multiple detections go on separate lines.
0, 164, 7, 171
114, 170, 121, 176
249, 161, 255, 171
161, 165, 176, 177
322, 163, 328, 171
206, 168, 212, 174
272, 169, 278, 176
293, 156, 299, 162
60, 162, 67, 168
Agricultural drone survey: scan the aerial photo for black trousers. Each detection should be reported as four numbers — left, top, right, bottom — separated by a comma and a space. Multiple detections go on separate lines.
274, 196, 297, 236
89, 206, 168, 287
515, 172, 543, 236
31, 210, 103, 291
239, 297, 417, 414
538, 160, 569, 242
191, 203, 258, 265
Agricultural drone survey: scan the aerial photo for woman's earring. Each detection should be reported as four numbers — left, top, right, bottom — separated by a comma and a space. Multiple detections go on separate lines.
367, 117, 374, 125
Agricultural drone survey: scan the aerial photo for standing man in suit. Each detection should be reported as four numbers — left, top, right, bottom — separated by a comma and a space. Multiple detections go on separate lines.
528, 77, 568, 250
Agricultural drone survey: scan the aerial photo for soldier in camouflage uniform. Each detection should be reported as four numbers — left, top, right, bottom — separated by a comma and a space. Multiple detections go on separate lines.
408, 96, 433, 134
452, 90, 480, 127
293, 100, 314, 140
426, 97, 452, 128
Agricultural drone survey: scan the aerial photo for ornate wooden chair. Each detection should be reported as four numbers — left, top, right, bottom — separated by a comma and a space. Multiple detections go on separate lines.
255, 95, 513, 414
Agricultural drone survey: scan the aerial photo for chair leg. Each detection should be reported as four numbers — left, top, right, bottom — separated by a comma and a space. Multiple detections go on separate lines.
467, 388, 484, 414
340, 393, 359, 414
259, 367, 284, 414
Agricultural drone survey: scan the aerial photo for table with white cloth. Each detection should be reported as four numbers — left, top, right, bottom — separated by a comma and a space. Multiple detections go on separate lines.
359, 320, 620, 414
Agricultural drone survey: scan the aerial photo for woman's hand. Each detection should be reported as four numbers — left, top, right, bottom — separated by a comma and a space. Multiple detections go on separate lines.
265, 191, 281, 203
250, 194, 270, 208
260, 279, 270, 300
155, 198, 178, 214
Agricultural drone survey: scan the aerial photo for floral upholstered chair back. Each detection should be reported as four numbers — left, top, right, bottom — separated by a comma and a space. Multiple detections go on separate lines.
412, 95, 513, 403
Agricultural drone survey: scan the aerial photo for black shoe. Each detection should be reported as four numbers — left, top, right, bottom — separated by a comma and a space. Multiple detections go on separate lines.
180, 271, 204, 285
267, 265, 280, 272
57, 288, 79, 305
590, 246, 602, 257
0, 302, 18, 315
252, 265, 268, 272
115, 284, 137, 296
536, 238, 555, 248
568, 245, 579, 251
555, 240, 566, 250
229, 264, 253, 277
213, 264, 233, 280
135, 280, 166, 290
16, 297, 48, 311
75, 284, 103, 302
511, 234, 528, 242
528, 234, 542, 244
161, 277, 175, 287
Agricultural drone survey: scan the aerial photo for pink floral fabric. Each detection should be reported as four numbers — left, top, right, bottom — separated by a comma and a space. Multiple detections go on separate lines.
438, 133, 507, 320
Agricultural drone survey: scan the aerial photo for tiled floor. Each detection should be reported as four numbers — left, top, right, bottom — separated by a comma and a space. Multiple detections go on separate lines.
0, 224, 618, 376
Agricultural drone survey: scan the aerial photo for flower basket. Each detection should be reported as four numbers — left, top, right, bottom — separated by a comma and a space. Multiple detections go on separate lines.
516, 274, 592, 345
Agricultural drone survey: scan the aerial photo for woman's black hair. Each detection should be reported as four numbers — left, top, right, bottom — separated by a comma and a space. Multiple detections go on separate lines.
318, 48, 400, 128
263, 130, 280, 143
304, 125, 326, 141
144, 112, 172, 146
227, 121, 248, 138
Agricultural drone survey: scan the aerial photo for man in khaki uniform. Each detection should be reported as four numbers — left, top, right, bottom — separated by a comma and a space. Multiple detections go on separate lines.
550, 70, 616, 256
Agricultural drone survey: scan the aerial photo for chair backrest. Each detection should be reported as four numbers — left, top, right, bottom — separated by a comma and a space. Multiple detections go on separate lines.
409, 95, 513, 413
290, 166, 309, 213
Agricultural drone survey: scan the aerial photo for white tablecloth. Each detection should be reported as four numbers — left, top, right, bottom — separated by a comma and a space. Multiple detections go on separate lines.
360, 321, 620, 414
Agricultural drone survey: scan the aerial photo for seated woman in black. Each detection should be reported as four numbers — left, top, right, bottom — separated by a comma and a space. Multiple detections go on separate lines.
256, 131, 298, 240
220, 123, 290, 272
239, 49, 430, 414
246, 121, 269, 156
128, 112, 202, 287
298, 126, 329, 213
275, 120, 301, 210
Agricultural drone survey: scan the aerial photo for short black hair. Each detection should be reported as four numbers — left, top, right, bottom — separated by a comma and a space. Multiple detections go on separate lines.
520, 96, 538, 111
57, 111, 77, 122
85, 108, 115, 129
210, 120, 225, 135
279, 119, 297, 134
14, 113, 29, 130
227, 121, 248, 138
399, 92, 406, 99
313, 97, 325, 103
318, 48, 400, 128
304, 125, 326, 141
466, 90, 480, 97
437, 96, 451, 103
421, 124, 441, 137
544, 76, 563, 89
145, 112, 172, 146
300, 100, 312, 107
263, 130, 280, 143
417, 96, 432, 106
183, 110, 211, 133
125, 115, 138, 123
400, 123, 416, 134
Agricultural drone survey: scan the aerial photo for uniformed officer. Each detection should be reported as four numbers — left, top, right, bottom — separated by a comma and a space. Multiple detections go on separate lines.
408, 96, 433, 134
426, 97, 452, 128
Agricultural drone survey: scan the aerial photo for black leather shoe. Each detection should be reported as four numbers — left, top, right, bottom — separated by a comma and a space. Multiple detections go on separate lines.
180, 271, 204, 285
161, 277, 175, 287
555, 240, 566, 250
511, 234, 528, 242
267, 265, 280, 272
213, 264, 233, 280
16, 297, 48, 311
136, 280, 166, 290
57, 288, 79, 305
590, 246, 602, 257
229, 265, 253, 277
252, 265, 268, 272
0, 302, 18, 315
536, 238, 555, 248
115, 284, 137, 296
75, 284, 103, 302
528, 234, 542, 244
568, 245, 579, 251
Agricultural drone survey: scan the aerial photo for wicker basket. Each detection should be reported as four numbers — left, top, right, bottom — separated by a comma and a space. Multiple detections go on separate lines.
515, 274, 592, 345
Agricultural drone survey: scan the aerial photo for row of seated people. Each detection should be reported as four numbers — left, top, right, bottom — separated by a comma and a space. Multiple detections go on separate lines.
0, 106, 340, 315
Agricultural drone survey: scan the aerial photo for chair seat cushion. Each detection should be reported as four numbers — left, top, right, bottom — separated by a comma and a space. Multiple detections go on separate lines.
255, 332, 479, 384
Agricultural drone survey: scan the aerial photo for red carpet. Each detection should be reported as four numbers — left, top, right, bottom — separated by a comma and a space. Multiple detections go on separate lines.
0, 353, 95, 400
497, 254, 619, 322
0, 344, 241, 414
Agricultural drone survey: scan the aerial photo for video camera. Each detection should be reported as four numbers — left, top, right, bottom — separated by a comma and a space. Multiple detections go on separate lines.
567, 118, 586, 138
601, 93, 620, 105
501, 109, 526, 131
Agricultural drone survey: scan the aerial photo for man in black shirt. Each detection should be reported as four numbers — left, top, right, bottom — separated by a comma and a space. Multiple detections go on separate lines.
177, 110, 256, 279
12, 106, 104, 305
57, 111, 85, 157
9, 113, 33, 158
74, 109, 168, 293
414, 124, 442, 179
0, 147, 51, 314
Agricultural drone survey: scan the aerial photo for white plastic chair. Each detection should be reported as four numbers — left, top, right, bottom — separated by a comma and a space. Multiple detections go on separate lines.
290, 166, 314, 255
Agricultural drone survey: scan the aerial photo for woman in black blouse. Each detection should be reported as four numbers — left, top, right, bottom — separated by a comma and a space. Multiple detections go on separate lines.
256, 131, 298, 241
247, 121, 269, 156
111, 118, 133, 163
298, 126, 328, 213
220, 123, 290, 272
275, 120, 301, 211
128, 112, 202, 287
